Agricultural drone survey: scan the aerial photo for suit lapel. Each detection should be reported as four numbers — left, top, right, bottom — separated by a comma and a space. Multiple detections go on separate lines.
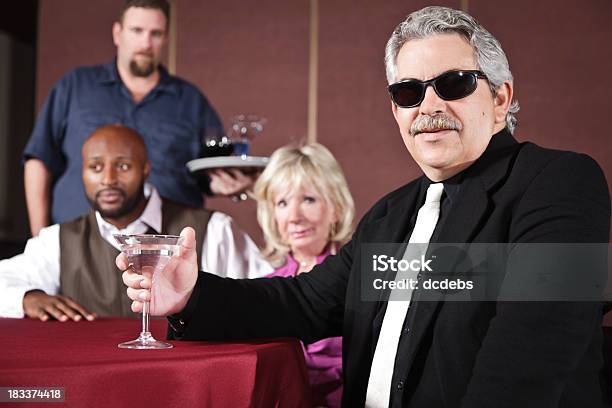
437, 176, 489, 243
360, 181, 423, 245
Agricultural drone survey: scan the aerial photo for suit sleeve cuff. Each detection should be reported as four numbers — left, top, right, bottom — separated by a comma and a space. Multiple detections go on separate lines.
167, 272, 202, 338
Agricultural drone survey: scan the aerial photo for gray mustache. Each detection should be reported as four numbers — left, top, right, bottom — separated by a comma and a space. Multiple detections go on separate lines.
410, 115, 461, 137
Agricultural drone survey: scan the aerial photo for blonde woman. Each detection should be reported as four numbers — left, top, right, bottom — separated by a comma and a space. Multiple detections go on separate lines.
254, 143, 355, 408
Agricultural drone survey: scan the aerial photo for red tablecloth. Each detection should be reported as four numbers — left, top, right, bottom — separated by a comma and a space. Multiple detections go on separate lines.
0, 317, 312, 407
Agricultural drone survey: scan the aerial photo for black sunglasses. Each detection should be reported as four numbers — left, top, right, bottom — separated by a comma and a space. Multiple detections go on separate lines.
388, 70, 488, 108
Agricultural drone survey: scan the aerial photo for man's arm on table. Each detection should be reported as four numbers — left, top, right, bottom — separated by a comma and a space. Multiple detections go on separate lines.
462, 153, 610, 407
24, 159, 52, 237
0, 225, 94, 321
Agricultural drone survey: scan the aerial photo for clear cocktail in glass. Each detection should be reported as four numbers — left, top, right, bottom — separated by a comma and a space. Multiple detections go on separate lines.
113, 234, 182, 349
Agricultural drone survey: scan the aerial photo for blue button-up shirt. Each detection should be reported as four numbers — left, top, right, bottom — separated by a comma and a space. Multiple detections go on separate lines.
23, 61, 222, 224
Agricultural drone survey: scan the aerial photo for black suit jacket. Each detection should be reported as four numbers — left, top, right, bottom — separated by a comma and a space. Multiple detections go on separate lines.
180, 130, 610, 407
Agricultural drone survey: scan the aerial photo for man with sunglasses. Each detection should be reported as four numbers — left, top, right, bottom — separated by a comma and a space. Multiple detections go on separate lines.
120, 6, 609, 407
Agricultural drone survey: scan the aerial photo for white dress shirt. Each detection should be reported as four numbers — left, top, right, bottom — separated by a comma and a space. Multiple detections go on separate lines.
0, 186, 272, 318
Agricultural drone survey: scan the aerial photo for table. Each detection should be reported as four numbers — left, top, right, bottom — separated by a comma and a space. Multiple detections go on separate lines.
0, 318, 312, 407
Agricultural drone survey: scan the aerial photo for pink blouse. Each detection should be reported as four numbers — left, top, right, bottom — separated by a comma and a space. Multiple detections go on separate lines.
266, 252, 343, 408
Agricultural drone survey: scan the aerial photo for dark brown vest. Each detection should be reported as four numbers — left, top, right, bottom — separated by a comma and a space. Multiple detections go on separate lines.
59, 199, 212, 317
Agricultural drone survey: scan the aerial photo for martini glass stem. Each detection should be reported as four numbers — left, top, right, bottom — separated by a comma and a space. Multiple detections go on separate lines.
141, 300, 150, 337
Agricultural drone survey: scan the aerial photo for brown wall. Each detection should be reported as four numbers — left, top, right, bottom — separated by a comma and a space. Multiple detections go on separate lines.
175, 0, 311, 244
37, 1, 612, 245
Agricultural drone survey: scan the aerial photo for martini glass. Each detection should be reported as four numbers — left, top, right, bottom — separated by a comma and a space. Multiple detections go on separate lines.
229, 114, 266, 157
113, 234, 183, 349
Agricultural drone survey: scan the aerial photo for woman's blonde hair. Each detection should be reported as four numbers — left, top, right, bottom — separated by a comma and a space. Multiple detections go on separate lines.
254, 143, 355, 267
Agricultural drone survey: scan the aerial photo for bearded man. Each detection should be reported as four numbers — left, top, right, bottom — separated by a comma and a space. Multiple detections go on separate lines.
23, 0, 254, 237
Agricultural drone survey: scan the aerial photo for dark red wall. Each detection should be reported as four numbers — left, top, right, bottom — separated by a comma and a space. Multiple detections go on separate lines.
471, 0, 612, 166
37, 1, 612, 244
174, 0, 310, 244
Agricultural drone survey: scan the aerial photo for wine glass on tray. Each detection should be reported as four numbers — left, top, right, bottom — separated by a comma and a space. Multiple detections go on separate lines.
200, 127, 234, 158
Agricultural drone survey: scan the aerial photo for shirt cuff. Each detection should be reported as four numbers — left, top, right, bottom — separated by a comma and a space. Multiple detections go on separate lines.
167, 272, 202, 337
1, 286, 30, 318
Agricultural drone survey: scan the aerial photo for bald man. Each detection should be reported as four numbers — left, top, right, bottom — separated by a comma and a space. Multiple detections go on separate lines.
0, 124, 272, 321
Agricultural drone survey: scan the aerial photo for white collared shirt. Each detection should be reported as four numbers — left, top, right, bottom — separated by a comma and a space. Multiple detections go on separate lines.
0, 186, 272, 318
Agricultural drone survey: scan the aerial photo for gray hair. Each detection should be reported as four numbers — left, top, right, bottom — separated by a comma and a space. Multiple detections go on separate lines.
384, 6, 519, 133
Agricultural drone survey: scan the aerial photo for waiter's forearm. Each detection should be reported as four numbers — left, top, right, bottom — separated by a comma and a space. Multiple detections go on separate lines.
24, 159, 52, 236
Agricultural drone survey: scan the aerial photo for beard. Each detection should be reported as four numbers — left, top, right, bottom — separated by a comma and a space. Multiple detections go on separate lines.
88, 183, 145, 220
129, 55, 155, 77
